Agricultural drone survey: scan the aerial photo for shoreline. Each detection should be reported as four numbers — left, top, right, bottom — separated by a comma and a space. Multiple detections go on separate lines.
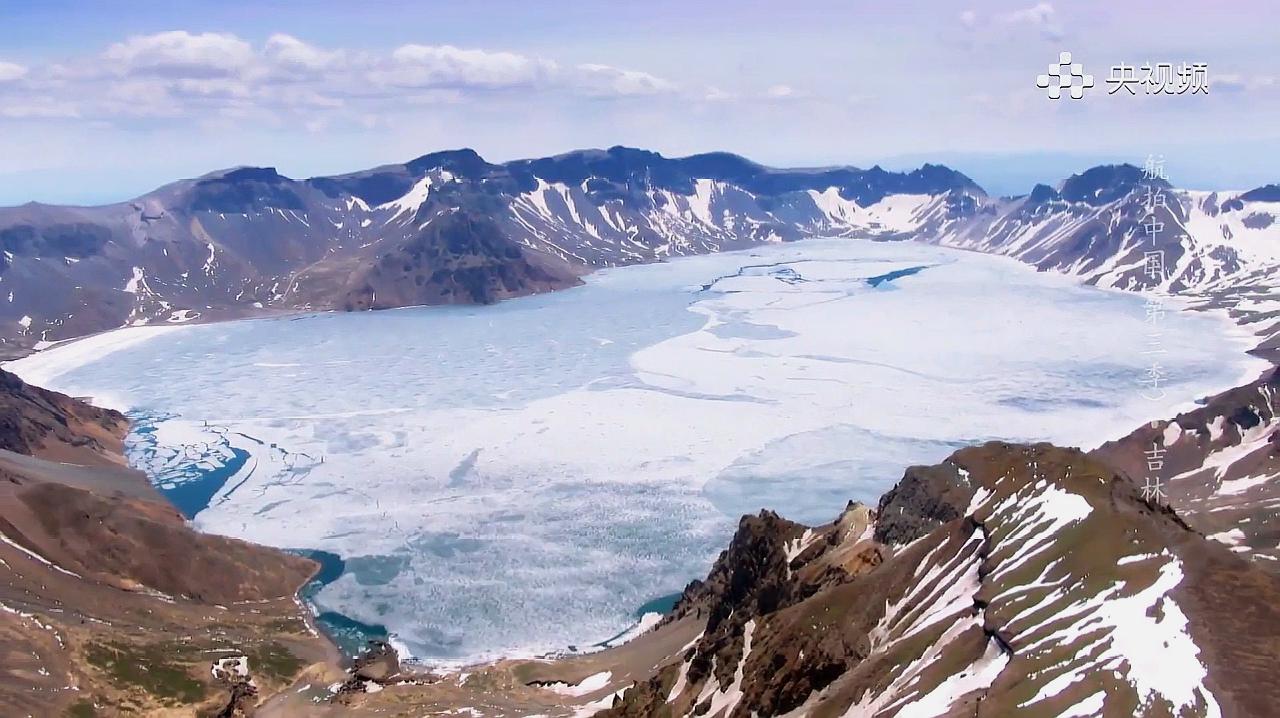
6, 233, 1273, 385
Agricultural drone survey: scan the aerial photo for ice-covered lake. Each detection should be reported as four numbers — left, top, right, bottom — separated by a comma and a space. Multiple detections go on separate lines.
8, 238, 1266, 664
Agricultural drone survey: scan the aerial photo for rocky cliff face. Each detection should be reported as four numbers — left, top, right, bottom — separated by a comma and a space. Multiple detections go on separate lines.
596, 442, 1280, 718
0, 368, 127, 464
329, 210, 583, 310
277, 438, 1280, 717
0, 368, 327, 716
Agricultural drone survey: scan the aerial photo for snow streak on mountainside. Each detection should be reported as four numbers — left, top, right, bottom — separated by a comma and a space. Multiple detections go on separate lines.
5, 146, 1273, 358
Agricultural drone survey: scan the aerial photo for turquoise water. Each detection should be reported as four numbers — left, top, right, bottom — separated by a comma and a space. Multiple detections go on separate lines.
635, 592, 683, 616
293, 549, 391, 659
867, 264, 929, 287
129, 414, 253, 519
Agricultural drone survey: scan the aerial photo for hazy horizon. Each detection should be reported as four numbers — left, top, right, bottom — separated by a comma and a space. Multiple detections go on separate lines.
3, 0, 1278, 204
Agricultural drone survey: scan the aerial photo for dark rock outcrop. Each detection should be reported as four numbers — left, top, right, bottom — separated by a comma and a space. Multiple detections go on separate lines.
872, 460, 972, 545
352, 640, 401, 683
338, 211, 578, 310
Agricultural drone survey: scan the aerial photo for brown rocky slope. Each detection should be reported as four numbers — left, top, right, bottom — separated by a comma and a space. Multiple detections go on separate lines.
0, 368, 329, 717
0, 368, 127, 466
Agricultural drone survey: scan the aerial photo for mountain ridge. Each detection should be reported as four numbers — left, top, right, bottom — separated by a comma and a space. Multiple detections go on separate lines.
0, 148, 975, 211
1, 146, 1276, 362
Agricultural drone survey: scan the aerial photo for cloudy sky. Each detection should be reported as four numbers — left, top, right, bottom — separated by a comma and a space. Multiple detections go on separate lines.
1, 0, 1277, 204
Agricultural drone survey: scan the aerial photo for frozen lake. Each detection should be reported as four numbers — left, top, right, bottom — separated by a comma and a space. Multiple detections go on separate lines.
8, 238, 1265, 664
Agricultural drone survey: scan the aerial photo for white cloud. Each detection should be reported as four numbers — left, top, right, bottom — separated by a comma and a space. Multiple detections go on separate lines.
960, 3, 1064, 42
0, 31, 758, 131
103, 31, 254, 78
0, 100, 79, 119
265, 85, 345, 109
757, 84, 810, 102
698, 83, 808, 104
376, 44, 554, 89
96, 79, 185, 118
703, 86, 734, 102
171, 77, 253, 98
0, 62, 28, 83
999, 3, 1063, 41
359, 43, 678, 99
264, 33, 345, 77
571, 64, 675, 96
401, 89, 466, 105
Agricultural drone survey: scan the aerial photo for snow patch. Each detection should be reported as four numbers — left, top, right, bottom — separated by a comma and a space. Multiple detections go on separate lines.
123, 267, 145, 294
544, 671, 612, 697
380, 176, 434, 223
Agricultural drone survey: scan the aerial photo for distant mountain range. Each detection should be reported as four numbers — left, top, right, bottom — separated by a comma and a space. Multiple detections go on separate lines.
2, 146, 1277, 359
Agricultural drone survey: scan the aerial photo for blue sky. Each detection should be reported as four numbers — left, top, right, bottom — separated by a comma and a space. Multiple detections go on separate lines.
1, 1, 1277, 204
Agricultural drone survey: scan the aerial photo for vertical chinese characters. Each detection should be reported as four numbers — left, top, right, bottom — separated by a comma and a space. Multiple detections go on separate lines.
1139, 156, 1172, 504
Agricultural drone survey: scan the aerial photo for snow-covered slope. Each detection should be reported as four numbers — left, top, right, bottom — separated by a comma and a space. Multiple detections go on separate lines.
1, 149, 1275, 359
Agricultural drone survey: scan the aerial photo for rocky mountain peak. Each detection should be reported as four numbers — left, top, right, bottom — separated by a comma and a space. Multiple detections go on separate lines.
404, 148, 496, 179
873, 459, 972, 545
1239, 183, 1280, 203
187, 166, 306, 213
1026, 181, 1061, 204
1057, 162, 1163, 205
217, 166, 293, 184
